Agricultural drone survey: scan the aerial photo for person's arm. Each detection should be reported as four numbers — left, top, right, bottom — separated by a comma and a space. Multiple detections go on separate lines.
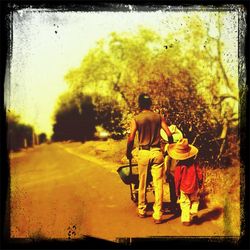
161, 115, 173, 144
126, 119, 137, 160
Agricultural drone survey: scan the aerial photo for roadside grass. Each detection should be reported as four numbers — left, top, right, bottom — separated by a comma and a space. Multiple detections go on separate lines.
204, 164, 241, 236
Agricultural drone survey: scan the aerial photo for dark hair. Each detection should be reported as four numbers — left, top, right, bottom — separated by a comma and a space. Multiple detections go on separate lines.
138, 93, 152, 110
177, 156, 196, 166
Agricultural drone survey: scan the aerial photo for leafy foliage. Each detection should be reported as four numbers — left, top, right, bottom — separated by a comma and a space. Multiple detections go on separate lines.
93, 95, 124, 139
52, 92, 124, 141
7, 111, 34, 151
55, 14, 239, 167
52, 94, 96, 142
38, 133, 47, 143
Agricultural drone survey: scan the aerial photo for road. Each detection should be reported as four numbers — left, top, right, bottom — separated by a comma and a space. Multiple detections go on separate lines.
9, 143, 226, 242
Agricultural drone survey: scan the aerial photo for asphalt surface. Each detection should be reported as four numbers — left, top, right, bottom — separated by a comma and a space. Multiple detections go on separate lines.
9, 143, 226, 242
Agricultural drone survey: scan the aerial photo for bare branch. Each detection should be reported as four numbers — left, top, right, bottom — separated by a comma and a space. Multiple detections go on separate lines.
212, 95, 238, 105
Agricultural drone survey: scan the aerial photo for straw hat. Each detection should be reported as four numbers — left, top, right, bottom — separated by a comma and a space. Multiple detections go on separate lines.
166, 138, 198, 160
160, 124, 183, 143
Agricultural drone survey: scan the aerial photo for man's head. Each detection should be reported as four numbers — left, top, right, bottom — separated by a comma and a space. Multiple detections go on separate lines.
138, 93, 152, 110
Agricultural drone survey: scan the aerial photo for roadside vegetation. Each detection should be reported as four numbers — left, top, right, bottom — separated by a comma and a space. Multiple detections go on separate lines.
7, 111, 47, 151
51, 13, 241, 168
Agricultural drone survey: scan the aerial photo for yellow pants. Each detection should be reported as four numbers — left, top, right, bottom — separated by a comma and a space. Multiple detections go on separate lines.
179, 190, 200, 222
137, 148, 164, 220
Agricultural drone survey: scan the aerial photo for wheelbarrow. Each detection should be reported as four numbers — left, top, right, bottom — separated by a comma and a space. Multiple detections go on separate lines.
117, 160, 153, 203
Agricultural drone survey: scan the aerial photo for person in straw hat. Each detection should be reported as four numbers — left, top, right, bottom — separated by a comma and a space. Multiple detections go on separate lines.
166, 138, 203, 226
126, 93, 173, 224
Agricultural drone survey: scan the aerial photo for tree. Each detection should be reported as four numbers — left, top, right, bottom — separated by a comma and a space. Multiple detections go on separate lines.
93, 94, 124, 139
60, 15, 239, 166
64, 27, 162, 113
52, 93, 96, 142
162, 14, 239, 165
7, 111, 34, 151
38, 133, 47, 144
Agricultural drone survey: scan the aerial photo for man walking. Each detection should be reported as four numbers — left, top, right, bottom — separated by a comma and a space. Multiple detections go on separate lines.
126, 93, 173, 224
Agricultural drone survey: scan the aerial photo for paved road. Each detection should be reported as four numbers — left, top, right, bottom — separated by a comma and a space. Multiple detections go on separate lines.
9, 143, 225, 242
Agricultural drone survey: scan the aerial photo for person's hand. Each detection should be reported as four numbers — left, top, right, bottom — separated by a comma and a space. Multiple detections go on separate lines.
126, 152, 133, 161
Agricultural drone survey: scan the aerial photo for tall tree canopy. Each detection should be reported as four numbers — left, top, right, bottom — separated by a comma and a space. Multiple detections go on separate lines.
54, 14, 239, 166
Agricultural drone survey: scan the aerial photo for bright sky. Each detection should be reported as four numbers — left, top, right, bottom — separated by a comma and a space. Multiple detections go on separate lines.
5, 7, 239, 138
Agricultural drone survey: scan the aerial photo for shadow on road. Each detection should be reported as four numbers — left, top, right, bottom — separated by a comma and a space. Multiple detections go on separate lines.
145, 201, 223, 225
199, 191, 210, 210
145, 202, 181, 223
192, 207, 223, 225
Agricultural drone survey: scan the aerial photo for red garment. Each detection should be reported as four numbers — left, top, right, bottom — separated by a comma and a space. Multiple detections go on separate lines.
174, 163, 203, 196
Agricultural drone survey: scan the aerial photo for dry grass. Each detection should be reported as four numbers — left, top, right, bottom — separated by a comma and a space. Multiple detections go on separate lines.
204, 165, 241, 236
61, 139, 128, 165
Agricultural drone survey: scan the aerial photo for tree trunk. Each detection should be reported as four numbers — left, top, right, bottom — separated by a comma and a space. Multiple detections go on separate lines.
217, 119, 228, 160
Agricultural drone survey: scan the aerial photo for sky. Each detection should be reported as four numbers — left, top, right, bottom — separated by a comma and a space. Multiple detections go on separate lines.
5, 6, 239, 138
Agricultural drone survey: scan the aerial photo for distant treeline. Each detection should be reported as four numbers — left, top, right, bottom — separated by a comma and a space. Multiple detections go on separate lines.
7, 112, 47, 152
51, 94, 123, 142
